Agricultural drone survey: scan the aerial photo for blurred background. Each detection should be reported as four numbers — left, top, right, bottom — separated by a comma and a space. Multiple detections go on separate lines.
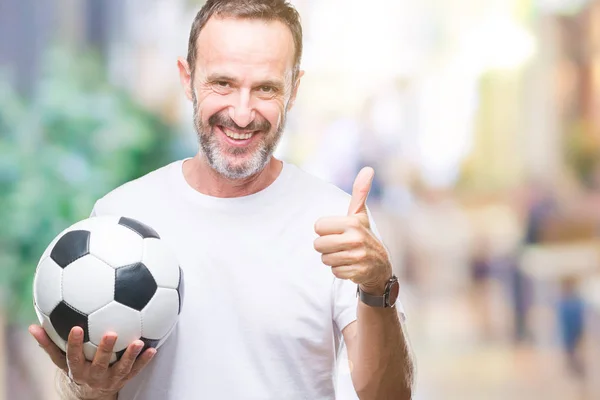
3, 0, 600, 399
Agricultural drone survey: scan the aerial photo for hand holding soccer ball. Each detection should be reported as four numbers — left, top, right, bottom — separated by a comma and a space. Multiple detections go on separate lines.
29, 216, 184, 395
29, 324, 154, 396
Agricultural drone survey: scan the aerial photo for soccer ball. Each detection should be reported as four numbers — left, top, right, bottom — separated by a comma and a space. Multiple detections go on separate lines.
33, 216, 184, 363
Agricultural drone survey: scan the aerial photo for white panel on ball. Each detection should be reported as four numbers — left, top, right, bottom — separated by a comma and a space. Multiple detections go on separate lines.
88, 302, 142, 352
33, 257, 63, 315
62, 255, 115, 315
141, 288, 179, 340
158, 321, 177, 349
83, 342, 117, 364
35, 306, 67, 353
39, 216, 120, 261
142, 238, 180, 289
89, 222, 144, 268
70, 216, 121, 237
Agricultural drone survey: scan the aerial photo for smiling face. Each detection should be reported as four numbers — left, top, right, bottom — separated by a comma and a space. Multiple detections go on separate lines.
181, 16, 302, 180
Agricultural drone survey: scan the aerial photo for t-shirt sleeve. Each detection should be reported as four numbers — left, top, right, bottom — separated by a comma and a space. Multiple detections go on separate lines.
332, 277, 359, 333
332, 208, 405, 333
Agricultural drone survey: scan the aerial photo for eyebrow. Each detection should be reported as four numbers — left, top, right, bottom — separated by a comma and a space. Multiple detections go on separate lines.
206, 73, 238, 83
255, 79, 285, 90
206, 74, 285, 90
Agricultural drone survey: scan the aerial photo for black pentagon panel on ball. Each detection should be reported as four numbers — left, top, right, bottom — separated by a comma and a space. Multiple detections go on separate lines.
115, 348, 126, 362
115, 262, 158, 311
177, 267, 185, 315
50, 230, 91, 268
115, 337, 160, 361
50, 301, 89, 342
116, 349, 124, 361
118, 217, 160, 239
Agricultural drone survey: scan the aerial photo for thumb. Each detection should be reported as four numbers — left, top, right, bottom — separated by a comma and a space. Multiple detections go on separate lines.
348, 167, 375, 216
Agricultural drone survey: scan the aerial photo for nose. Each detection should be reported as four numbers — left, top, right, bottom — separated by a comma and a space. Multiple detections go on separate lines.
228, 89, 256, 129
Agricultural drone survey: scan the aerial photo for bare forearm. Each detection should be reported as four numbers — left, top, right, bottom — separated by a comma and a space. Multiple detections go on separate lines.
352, 303, 414, 400
56, 370, 118, 400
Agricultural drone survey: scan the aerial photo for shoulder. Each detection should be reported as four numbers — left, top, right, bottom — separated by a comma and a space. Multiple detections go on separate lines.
284, 162, 383, 237
92, 160, 180, 215
284, 162, 351, 214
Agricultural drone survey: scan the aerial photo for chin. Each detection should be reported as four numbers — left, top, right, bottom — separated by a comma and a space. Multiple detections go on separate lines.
201, 135, 274, 180
213, 156, 268, 180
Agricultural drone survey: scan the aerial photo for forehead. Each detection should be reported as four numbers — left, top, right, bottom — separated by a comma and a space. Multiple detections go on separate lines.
195, 17, 295, 80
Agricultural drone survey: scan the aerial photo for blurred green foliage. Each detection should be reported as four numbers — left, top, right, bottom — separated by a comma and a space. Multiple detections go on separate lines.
0, 48, 177, 324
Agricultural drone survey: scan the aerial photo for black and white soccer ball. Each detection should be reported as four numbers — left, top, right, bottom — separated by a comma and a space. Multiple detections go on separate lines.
33, 216, 184, 362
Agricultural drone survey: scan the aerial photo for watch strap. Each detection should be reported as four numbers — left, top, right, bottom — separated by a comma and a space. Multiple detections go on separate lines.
357, 286, 388, 308
356, 276, 398, 308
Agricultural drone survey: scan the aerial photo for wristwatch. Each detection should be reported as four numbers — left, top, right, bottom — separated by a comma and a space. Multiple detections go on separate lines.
357, 275, 400, 308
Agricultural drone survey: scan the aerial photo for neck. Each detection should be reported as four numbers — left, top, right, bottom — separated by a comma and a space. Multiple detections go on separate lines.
182, 153, 283, 198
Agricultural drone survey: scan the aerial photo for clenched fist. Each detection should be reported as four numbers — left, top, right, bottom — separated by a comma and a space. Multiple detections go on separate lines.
313, 167, 393, 294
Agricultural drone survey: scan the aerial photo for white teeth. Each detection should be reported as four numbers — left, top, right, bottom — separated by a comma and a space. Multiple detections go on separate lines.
223, 128, 252, 140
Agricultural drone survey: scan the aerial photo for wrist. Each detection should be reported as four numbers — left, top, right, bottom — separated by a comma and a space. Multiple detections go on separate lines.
58, 370, 117, 400
358, 274, 400, 308
359, 281, 387, 296
359, 273, 393, 295
73, 385, 116, 400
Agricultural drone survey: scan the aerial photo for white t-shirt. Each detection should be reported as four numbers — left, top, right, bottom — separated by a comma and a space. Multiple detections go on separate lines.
91, 159, 395, 400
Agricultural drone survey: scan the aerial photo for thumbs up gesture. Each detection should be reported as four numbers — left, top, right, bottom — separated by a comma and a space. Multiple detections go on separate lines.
314, 167, 393, 294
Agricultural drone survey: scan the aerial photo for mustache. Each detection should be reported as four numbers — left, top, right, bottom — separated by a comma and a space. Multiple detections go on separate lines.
208, 111, 271, 132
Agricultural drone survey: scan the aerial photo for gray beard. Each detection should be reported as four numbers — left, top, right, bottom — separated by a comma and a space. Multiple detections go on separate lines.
192, 97, 285, 180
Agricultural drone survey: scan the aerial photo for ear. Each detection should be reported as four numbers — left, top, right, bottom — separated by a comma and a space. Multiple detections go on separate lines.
177, 57, 194, 102
286, 70, 304, 111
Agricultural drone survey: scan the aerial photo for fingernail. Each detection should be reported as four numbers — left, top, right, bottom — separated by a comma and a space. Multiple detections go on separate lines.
106, 335, 117, 346
72, 328, 82, 339
149, 349, 157, 359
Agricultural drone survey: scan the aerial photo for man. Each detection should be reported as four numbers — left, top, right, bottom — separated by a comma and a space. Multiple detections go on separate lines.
29, 1, 414, 399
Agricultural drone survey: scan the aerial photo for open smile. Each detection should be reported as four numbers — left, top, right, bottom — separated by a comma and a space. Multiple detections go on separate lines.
216, 125, 260, 147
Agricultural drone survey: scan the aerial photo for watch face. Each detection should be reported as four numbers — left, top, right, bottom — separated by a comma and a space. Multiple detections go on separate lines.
387, 280, 400, 307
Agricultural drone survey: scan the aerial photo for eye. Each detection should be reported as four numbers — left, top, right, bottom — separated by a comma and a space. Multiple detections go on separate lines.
259, 85, 277, 94
216, 81, 230, 88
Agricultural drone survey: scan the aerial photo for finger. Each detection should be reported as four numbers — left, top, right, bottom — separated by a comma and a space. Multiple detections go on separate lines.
314, 234, 359, 254
88, 333, 118, 386
29, 325, 68, 371
348, 167, 374, 216
314, 216, 357, 236
322, 249, 365, 267
330, 265, 358, 280
126, 348, 157, 381
111, 340, 145, 381
322, 251, 353, 267
66, 327, 87, 382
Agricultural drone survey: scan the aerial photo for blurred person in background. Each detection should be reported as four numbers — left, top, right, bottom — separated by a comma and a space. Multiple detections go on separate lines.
511, 181, 557, 343
469, 236, 495, 341
557, 276, 585, 377
27, 0, 414, 399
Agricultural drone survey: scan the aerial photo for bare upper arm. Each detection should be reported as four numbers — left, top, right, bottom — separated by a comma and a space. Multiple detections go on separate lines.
341, 312, 409, 373
342, 320, 358, 370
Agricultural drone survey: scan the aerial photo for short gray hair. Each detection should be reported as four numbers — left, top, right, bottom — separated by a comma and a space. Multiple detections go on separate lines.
186, 0, 303, 81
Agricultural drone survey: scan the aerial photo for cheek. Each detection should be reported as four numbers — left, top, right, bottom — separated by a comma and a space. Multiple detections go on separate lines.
196, 93, 227, 120
257, 100, 287, 127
